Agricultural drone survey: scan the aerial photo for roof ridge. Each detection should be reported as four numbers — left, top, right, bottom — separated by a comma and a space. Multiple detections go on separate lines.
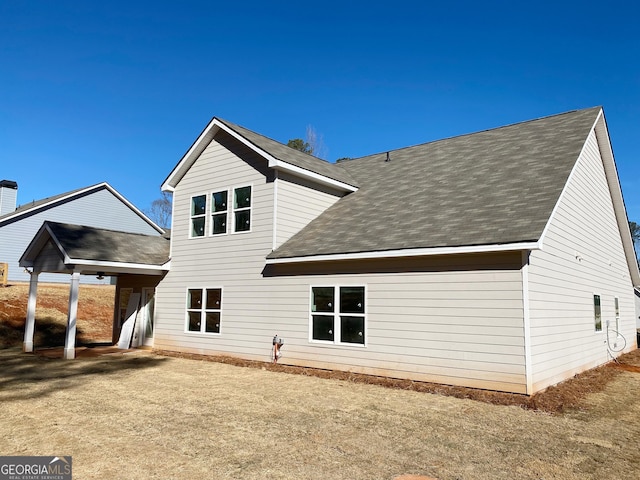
344, 106, 602, 162
46, 220, 166, 238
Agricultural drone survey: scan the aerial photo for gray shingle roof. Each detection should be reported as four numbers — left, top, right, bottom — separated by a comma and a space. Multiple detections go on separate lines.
46, 222, 170, 265
0, 184, 96, 222
268, 107, 601, 259
218, 119, 359, 188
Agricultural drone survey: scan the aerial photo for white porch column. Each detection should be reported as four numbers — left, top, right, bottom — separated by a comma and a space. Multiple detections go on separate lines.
23, 271, 39, 352
63, 271, 81, 360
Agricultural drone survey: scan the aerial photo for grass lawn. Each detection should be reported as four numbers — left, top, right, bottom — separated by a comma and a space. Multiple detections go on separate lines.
1, 347, 639, 480
2, 282, 640, 478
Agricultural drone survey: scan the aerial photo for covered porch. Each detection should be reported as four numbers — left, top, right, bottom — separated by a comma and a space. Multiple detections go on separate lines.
19, 221, 170, 359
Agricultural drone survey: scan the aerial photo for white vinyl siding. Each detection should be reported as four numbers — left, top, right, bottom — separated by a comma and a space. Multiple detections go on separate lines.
154, 129, 527, 393
0, 187, 161, 283
527, 130, 636, 392
156, 131, 529, 393
275, 172, 343, 248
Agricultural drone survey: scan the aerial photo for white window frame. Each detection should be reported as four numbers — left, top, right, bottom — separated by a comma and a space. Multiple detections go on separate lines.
189, 194, 207, 238
231, 184, 253, 234
614, 297, 620, 337
185, 287, 223, 335
593, 294, 602, 332
210, 189, 229, 236
309, 285, 367, 346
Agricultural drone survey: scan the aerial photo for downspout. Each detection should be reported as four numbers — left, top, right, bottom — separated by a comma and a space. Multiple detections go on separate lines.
522, 250, 533, 395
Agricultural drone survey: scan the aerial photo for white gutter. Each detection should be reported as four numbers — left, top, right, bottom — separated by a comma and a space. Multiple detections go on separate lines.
266, 241, 541, 264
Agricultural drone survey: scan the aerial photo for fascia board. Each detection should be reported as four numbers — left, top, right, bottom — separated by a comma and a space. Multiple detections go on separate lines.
266, 241, 540, 265
594, 112, 640, 287
216, 121, 357, 192
1, 183, 104, 225
19, 222, 70, 266
161, 117, 219, 191
268, 159, 358, 192
69, 258, 170, 272
102, 183, 165, 234
161, 118, 358, 193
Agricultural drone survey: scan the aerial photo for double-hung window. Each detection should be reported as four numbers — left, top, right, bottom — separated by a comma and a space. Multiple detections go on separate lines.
190, 195, 206, 237
233, 186, 251, 232
187, 288, 222, 334
190, 186, 251, 237
311, 286, 366, 345
211, 190, 228, 235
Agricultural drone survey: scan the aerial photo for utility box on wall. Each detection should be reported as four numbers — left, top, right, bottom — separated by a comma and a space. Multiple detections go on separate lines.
0, 262, 7, 286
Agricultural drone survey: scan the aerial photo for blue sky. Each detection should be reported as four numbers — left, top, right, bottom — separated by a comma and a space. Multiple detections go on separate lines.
1, 1, 639, 224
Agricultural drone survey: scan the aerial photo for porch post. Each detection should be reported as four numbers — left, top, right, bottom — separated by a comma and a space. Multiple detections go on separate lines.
23, 271, 39, 352
63, 271, 81, 360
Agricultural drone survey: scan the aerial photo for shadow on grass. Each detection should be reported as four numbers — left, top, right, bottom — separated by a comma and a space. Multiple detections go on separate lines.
0, 349, 168, 402
0, 316, 82, 349
0, 316, 112, 350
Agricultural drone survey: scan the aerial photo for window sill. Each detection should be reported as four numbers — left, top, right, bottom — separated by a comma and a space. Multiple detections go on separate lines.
309, 339, 367, 348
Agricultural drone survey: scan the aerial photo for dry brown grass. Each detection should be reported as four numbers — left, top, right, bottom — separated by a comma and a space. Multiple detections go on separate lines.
1, 348, 639, 480
2, 283, 640, 478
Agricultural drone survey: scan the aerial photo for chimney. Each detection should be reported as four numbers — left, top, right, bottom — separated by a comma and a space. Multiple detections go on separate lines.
0, 180, 18, 216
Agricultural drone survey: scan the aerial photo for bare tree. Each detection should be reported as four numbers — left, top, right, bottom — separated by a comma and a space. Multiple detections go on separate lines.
287, 125, 328, 159
145, 191, 172, 229
305, 125, 327, 160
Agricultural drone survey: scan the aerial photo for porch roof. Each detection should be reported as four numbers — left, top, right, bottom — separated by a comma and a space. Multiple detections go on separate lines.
20, 221, 170, 276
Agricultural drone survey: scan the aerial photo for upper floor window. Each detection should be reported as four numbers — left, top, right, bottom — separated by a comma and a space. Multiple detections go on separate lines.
191, 195, 206, 237
233, 186, 252, 232
211, 190, 228, 235
310, 286, 366, 345
189, 186, 252, 237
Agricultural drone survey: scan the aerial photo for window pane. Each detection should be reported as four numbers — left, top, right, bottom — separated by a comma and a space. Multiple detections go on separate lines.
340, 287, 365, 313
312, 287, 334, 312
341, 316, 365, 344
234, 186, 251, 209
187, 312, 201, 331
594, 295, 602, 332
206, 289, 222, 309
235, 210, 251, 232
312, 315, 334, 341
188, 289, 202, 309
212, 213, 227, 234
191, 217, 205, 237
191, 195, 206, 215
205, 312, 221, 333
212, 191, 227, 212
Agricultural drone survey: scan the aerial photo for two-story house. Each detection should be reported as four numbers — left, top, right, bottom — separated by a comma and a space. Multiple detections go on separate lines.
151, 106, 639, 395
20, 106, 640, 395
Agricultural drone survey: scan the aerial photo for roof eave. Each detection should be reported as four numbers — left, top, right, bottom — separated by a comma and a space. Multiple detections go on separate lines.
266, 241, 541, 265
162, 118, 358, 193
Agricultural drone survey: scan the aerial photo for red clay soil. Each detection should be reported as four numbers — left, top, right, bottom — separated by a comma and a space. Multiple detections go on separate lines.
154, 347, 640, 414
